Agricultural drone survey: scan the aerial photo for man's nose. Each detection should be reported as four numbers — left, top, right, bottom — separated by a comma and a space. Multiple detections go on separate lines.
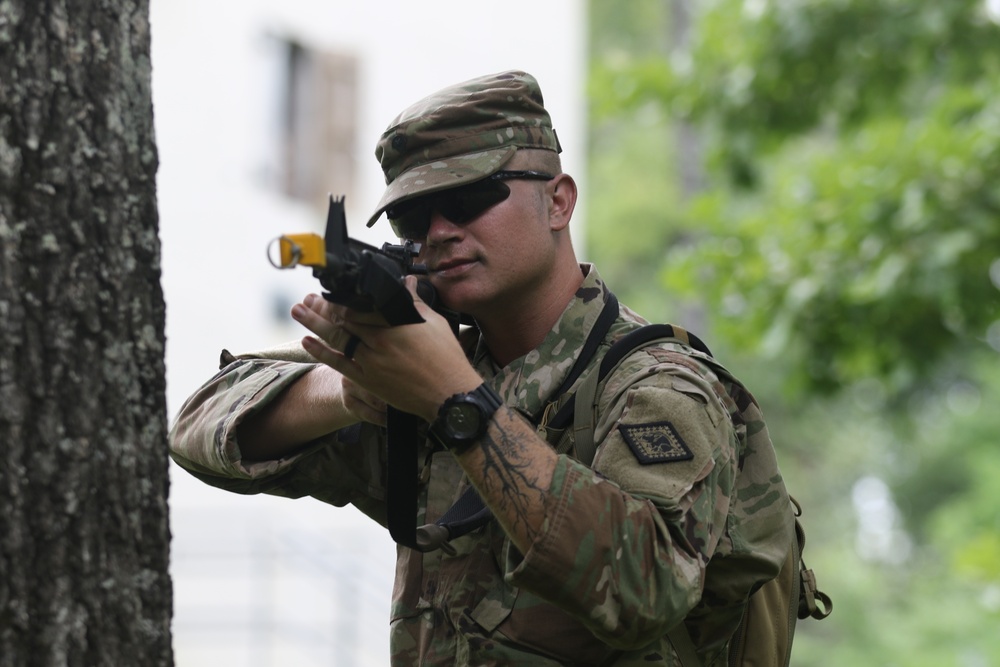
425, 208, 463, 245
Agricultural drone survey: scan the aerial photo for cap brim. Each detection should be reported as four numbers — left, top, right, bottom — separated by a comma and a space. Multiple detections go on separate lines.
366, 146, 516, 228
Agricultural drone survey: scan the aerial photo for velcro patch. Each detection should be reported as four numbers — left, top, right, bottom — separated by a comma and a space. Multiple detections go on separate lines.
618, 422, 694, 465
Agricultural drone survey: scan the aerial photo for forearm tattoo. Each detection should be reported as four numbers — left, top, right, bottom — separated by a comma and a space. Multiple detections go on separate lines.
476, 408, 547, 543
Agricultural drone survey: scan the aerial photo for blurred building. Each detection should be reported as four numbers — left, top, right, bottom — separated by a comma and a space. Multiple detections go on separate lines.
150, 1, 586, 664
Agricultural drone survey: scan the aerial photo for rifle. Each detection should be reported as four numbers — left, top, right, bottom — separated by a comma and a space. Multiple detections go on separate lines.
270, 194, 446, 327
269, 194, 456, 551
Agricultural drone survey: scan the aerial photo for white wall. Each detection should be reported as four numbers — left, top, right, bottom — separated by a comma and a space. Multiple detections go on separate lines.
151, 1, 586, 664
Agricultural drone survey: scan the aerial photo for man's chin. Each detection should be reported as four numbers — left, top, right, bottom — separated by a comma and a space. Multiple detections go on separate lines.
432, 285, 487, 320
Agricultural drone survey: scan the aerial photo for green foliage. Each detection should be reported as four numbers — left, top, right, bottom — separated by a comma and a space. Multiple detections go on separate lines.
585, 0, 685, 323
783, 356, 1000, 665
915, 356, 1000, 583
586, 0, 1000, 663
590, 0, 1000, 397
597, 0, 1000, 181
665, 92, 1000, 395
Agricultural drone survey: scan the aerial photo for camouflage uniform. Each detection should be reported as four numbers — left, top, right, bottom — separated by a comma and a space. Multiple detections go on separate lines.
168, 71, 794, 665
169, 265, 792, 666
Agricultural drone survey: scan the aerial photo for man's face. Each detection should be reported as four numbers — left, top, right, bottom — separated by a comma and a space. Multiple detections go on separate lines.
401, 173, 560, 317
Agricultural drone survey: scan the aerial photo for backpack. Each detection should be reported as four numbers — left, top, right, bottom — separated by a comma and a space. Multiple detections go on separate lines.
564, 321, 833, 667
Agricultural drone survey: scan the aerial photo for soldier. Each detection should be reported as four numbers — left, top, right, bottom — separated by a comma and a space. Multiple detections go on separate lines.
170, 70, 794, 665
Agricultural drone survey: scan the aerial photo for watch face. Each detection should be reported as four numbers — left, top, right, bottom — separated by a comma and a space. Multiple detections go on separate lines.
445, 403, 481, 439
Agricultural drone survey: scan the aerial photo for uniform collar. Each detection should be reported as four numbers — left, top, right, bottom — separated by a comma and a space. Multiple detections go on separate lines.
473, 264, 613, 420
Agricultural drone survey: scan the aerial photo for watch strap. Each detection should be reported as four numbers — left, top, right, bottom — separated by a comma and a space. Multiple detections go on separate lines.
470, 382, 503, 413
430, 382, 502, 454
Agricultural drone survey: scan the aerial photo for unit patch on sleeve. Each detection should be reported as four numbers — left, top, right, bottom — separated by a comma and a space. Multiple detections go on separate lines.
618, 421, 694, 465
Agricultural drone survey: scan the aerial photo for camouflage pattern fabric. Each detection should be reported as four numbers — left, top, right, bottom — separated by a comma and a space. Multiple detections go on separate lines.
168, 264, 793, 666
367, 70, 561, 228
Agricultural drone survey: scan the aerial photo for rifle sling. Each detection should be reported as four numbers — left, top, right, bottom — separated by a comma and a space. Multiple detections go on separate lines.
385, 407, 424, 549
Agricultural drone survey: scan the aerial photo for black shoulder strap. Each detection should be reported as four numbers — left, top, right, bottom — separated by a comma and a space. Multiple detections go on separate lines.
545, 293, 621, 404
600, 323, 712, 375
545, 323, 712, 433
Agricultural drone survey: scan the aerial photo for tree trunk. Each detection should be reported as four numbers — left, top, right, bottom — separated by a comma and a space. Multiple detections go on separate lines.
0, 1, 172, 665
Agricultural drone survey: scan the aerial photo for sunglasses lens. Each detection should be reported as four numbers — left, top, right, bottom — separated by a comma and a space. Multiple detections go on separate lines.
386, 179, 512, 239
438, 180, 511, 223
387, 199, 429, 239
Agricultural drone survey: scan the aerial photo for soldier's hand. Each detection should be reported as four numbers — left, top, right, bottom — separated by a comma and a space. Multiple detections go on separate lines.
292, 282, 480, 422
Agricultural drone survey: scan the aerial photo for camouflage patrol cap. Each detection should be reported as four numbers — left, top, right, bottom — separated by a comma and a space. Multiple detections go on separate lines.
366, 70, 562, 227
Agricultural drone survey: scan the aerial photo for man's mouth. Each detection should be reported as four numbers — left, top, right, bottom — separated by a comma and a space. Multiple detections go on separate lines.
431, 257, 476, 275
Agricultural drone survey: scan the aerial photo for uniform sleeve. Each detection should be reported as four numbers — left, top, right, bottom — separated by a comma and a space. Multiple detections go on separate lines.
505, 355, 737, 650
168, 356, 388, 522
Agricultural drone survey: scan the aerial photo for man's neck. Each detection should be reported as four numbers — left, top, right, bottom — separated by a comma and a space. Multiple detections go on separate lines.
474, 264, 585, 368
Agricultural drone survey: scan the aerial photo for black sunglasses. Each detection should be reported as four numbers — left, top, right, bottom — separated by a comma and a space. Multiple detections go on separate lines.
386, 170, 555, 239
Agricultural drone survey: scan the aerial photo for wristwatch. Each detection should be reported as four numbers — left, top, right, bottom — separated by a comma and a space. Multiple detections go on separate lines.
429, 383, 503, 454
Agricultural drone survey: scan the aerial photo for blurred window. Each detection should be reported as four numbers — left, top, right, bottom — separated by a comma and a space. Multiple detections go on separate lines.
277, 39, 358, 207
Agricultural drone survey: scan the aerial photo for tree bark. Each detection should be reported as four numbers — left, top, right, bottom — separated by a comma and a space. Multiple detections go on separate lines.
0, 1, 172, 665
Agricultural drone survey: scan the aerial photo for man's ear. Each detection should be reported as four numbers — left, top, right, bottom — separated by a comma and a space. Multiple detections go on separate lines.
547, 173, 577, 232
